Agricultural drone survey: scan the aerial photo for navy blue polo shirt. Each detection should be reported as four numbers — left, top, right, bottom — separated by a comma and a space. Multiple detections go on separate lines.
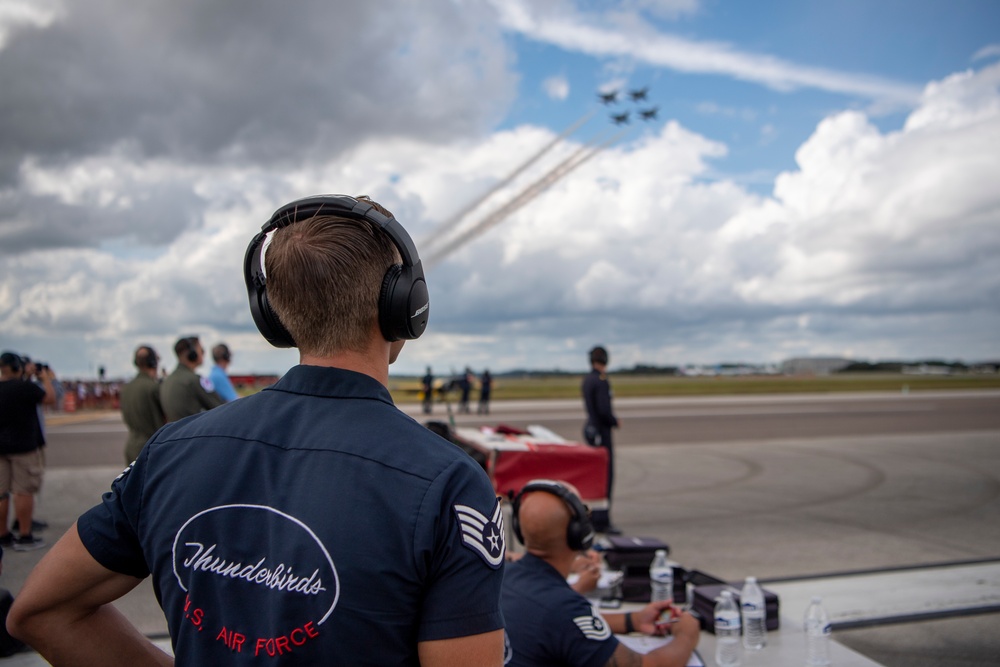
501, 553, 618, 667
79, 365, 505, 665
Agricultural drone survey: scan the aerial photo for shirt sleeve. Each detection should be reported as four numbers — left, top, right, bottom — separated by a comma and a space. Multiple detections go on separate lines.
552, 596, 619, 667
414, 457, 505, 642
76, 446, 152, 579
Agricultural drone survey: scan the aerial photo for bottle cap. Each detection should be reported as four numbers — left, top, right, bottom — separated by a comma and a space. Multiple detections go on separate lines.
746, 576, 757, 583
811, 596, 822, 603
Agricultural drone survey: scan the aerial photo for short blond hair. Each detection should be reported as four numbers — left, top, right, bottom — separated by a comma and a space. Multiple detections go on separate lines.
265, 207, 400, 356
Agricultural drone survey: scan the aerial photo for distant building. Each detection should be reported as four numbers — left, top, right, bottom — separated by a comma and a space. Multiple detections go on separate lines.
780, 357, 854, 375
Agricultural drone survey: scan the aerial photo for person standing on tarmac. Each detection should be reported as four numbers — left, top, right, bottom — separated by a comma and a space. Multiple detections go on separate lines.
0, 352, 55, 552
159, 335, 224, 422
582, 345, 620, 535
9, 194, 505, 666
119, 345, 165, 464
207, 343, 239, 402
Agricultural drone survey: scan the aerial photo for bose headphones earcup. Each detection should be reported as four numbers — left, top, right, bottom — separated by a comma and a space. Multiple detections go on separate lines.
245, 195, 429, 348
512, 480, 595, 551
379, 263, 430, 342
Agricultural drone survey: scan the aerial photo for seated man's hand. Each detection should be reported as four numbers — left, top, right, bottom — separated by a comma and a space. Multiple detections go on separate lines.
568, 550, 601, 594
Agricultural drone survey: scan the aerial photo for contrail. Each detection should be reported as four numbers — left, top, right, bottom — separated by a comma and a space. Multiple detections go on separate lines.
420, 112, 594, 253
425, 130, 626, 268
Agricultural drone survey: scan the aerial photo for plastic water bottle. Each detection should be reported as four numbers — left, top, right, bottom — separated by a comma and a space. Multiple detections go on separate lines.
804, 596, 832, 666
740, 576, 767, 650
714, 590, 742, 667
649, 549, 673, 602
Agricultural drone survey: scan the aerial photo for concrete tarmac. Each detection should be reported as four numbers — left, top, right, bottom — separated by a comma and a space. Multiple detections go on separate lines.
3, 390, 998, 665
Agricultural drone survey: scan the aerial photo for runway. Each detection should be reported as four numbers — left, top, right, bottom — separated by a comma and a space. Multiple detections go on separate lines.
12, 389, 1000, 665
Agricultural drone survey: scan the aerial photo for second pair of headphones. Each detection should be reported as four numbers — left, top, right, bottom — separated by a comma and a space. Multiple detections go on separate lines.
512, 479, 595, 551
243, 194, 430, 348
135, 346, 159, 370
177, 337, 200, 363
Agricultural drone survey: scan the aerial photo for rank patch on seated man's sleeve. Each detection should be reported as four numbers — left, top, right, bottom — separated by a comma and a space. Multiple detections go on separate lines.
454, 498, 505, 568
573, 613, 612, 641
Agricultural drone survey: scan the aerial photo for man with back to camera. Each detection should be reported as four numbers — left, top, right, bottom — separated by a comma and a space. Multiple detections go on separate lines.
0, 352, 55, 552
159, 335, 225, 422
119, 345, 165, 465
208, 343, 239, 403
8, 194, 506, 666
502, 479, 699, 667
582, 345, 621, 534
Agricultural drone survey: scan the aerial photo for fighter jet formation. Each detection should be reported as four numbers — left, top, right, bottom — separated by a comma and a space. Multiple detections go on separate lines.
599, 85, 658, 125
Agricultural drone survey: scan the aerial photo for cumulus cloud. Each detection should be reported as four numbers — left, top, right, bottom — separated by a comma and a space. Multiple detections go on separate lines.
0, 0, 515, 192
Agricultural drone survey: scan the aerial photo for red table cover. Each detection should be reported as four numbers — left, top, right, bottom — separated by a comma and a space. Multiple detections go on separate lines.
491, 443, 609, 503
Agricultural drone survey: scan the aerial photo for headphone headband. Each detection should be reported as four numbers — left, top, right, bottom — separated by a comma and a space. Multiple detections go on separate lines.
512, 479, 595, 551
244, 194, 429, 347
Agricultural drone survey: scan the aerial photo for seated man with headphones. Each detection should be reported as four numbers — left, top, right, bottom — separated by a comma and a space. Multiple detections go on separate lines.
10, 195, 506, 666
503, 480, 700, 667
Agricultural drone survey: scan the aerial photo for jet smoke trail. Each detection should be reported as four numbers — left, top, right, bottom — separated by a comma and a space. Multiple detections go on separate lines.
420, 112, 594, 253
425, 130, 625, 268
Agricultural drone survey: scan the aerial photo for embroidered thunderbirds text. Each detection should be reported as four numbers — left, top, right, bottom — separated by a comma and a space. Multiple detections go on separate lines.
182, 542, 326, 595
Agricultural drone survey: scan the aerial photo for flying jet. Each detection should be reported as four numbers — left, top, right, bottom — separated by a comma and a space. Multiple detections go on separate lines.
639, 107, 659, 121
629, 87, 649, 102
598, 90, 619, 105
611, 112, 630, 125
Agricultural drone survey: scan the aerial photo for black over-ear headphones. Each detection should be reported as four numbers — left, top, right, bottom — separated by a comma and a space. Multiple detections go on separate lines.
178, 337, 199, 363
136, 346, 159, 370
243, 194, 430, 348
512, 479, 595, 551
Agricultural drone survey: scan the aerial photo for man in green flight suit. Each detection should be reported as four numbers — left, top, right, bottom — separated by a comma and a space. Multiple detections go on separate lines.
160, 336, 224, 423
120, 345, 165, 464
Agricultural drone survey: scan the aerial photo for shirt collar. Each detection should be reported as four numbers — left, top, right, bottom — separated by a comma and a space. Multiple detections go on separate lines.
268, 364, 394, 405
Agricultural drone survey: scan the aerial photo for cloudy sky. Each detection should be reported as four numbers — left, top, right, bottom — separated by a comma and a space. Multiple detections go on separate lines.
1, 0, 998, 379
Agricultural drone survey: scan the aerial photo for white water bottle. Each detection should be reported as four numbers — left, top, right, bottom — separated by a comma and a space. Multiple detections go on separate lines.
740, 576, 767, 650
804, 596, 832, 666
714, 590, 742, 667
649, 549, 673, 602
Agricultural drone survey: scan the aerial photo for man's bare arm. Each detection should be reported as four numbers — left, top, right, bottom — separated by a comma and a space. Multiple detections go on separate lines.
7, 522, 173, 667
418, 629, 504, 667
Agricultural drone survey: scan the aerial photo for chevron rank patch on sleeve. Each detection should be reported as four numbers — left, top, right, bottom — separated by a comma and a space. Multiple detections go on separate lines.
573, 613, 612, 641
454, 499, 505, 568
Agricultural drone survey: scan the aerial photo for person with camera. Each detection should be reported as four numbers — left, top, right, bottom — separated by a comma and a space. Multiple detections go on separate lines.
120, 346, 166, 464
159, 335, 225, 423
9, 195, 505, 666
502, 480, 699, 667
0, 352, 55, 552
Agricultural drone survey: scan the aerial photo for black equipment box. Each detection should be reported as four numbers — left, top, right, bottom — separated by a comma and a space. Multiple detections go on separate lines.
691, 581, 781, 633
602, 536, 686, 603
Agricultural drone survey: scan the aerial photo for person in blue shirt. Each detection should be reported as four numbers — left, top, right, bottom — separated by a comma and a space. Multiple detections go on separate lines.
9, 195, 506, 666
208, 343, 239, 402
502, 480, 699, 667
